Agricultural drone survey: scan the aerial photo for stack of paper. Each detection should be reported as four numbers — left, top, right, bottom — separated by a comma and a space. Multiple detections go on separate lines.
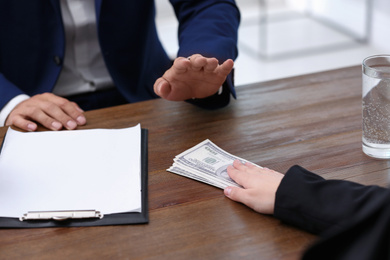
0, 125, 143, 219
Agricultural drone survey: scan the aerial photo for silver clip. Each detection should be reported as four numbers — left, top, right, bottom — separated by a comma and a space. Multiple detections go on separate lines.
20, 210, 103, 221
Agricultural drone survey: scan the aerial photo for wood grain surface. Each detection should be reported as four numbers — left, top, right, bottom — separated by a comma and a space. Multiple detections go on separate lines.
0, 66, 387, 260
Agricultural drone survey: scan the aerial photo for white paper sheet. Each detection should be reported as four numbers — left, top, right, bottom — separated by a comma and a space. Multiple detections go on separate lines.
0, 124, 142, 218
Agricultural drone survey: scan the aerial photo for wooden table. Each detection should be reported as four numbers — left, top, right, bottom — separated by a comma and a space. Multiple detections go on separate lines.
0, 66, 388, 259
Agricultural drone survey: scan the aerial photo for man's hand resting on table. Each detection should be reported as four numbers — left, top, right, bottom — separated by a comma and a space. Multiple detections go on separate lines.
153, 54, 234, 101
5, 93, 86, 132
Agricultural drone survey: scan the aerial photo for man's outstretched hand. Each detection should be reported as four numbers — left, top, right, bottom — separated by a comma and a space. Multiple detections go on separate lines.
154, 54, 234, 101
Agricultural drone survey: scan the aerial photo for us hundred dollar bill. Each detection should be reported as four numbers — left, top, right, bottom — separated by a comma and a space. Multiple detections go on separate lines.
167, 139, 261, 189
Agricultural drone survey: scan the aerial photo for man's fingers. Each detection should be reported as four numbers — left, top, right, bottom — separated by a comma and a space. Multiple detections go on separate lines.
203, 58, 219, 72
36, 101, 79, 130
7, 116, 37, 132
156, 54, 234, 101
42, 94, 86, 127
7, 107, 62, 131
172, 57, 191, 73
154, 77, 172, 99
5, 93, 87, 131
57, 101, 86, 127
218, 59, 234, 75
187, 54, 202, 62
26, 107, 64, 130
189, 55, 207, 71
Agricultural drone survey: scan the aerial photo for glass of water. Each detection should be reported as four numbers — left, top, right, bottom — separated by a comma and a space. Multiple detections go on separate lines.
362, 55, 390, 159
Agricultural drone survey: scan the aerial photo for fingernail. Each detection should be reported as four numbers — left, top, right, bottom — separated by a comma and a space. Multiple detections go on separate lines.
224, 187, 232, 197
76, 115, 86, 125
67, 120, 77, 129
156, 81, 163, 95
27, 123, 36, 131
51, 121, 62, 130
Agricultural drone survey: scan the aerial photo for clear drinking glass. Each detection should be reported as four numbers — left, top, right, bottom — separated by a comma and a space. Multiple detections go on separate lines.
362, 55, 390, 159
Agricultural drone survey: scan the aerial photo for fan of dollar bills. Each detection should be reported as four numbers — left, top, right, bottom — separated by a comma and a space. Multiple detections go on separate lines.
167, 139, 260, 189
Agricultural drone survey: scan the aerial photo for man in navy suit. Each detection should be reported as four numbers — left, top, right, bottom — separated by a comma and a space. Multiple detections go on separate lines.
0, 1, 240, 131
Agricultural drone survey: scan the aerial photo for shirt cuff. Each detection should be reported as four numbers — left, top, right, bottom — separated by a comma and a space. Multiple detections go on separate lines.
0, 94, 30, 127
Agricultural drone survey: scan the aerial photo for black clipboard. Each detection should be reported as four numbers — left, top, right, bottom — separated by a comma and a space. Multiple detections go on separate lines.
0, 128, 148, 228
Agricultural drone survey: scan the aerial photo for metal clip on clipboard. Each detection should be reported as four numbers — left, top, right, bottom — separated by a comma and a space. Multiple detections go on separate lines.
20, 210, 103, 221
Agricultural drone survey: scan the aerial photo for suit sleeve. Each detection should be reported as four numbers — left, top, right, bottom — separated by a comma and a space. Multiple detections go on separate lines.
169, 0, 240, 108
274, 165, 390, 260
0, 2, 64, 111
274, 165, 389, 234
0, 74, 26, 110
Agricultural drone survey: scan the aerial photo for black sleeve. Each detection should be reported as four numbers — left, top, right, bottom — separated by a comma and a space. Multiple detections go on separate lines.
274, 165, 388, 234
274, 165, 390, 260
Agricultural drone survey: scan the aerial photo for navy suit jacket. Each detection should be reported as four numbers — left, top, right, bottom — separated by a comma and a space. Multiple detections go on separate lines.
0, 0, 240, 110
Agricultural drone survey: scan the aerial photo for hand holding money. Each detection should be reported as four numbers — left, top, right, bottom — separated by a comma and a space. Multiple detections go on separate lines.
167, 139, 261, 189
224, 160, 283, 214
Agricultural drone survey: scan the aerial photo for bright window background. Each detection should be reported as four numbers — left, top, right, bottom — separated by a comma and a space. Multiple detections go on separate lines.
155, 0, 390, 86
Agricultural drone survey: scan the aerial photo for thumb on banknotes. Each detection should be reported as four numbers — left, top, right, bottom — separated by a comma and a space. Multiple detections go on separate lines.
224, 186, 245, 202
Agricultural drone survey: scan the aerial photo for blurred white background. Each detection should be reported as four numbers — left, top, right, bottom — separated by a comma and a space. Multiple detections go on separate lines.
155, 0, 390, 86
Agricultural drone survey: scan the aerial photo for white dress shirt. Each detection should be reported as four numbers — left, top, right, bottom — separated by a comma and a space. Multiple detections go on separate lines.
0, 0, 114, 126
